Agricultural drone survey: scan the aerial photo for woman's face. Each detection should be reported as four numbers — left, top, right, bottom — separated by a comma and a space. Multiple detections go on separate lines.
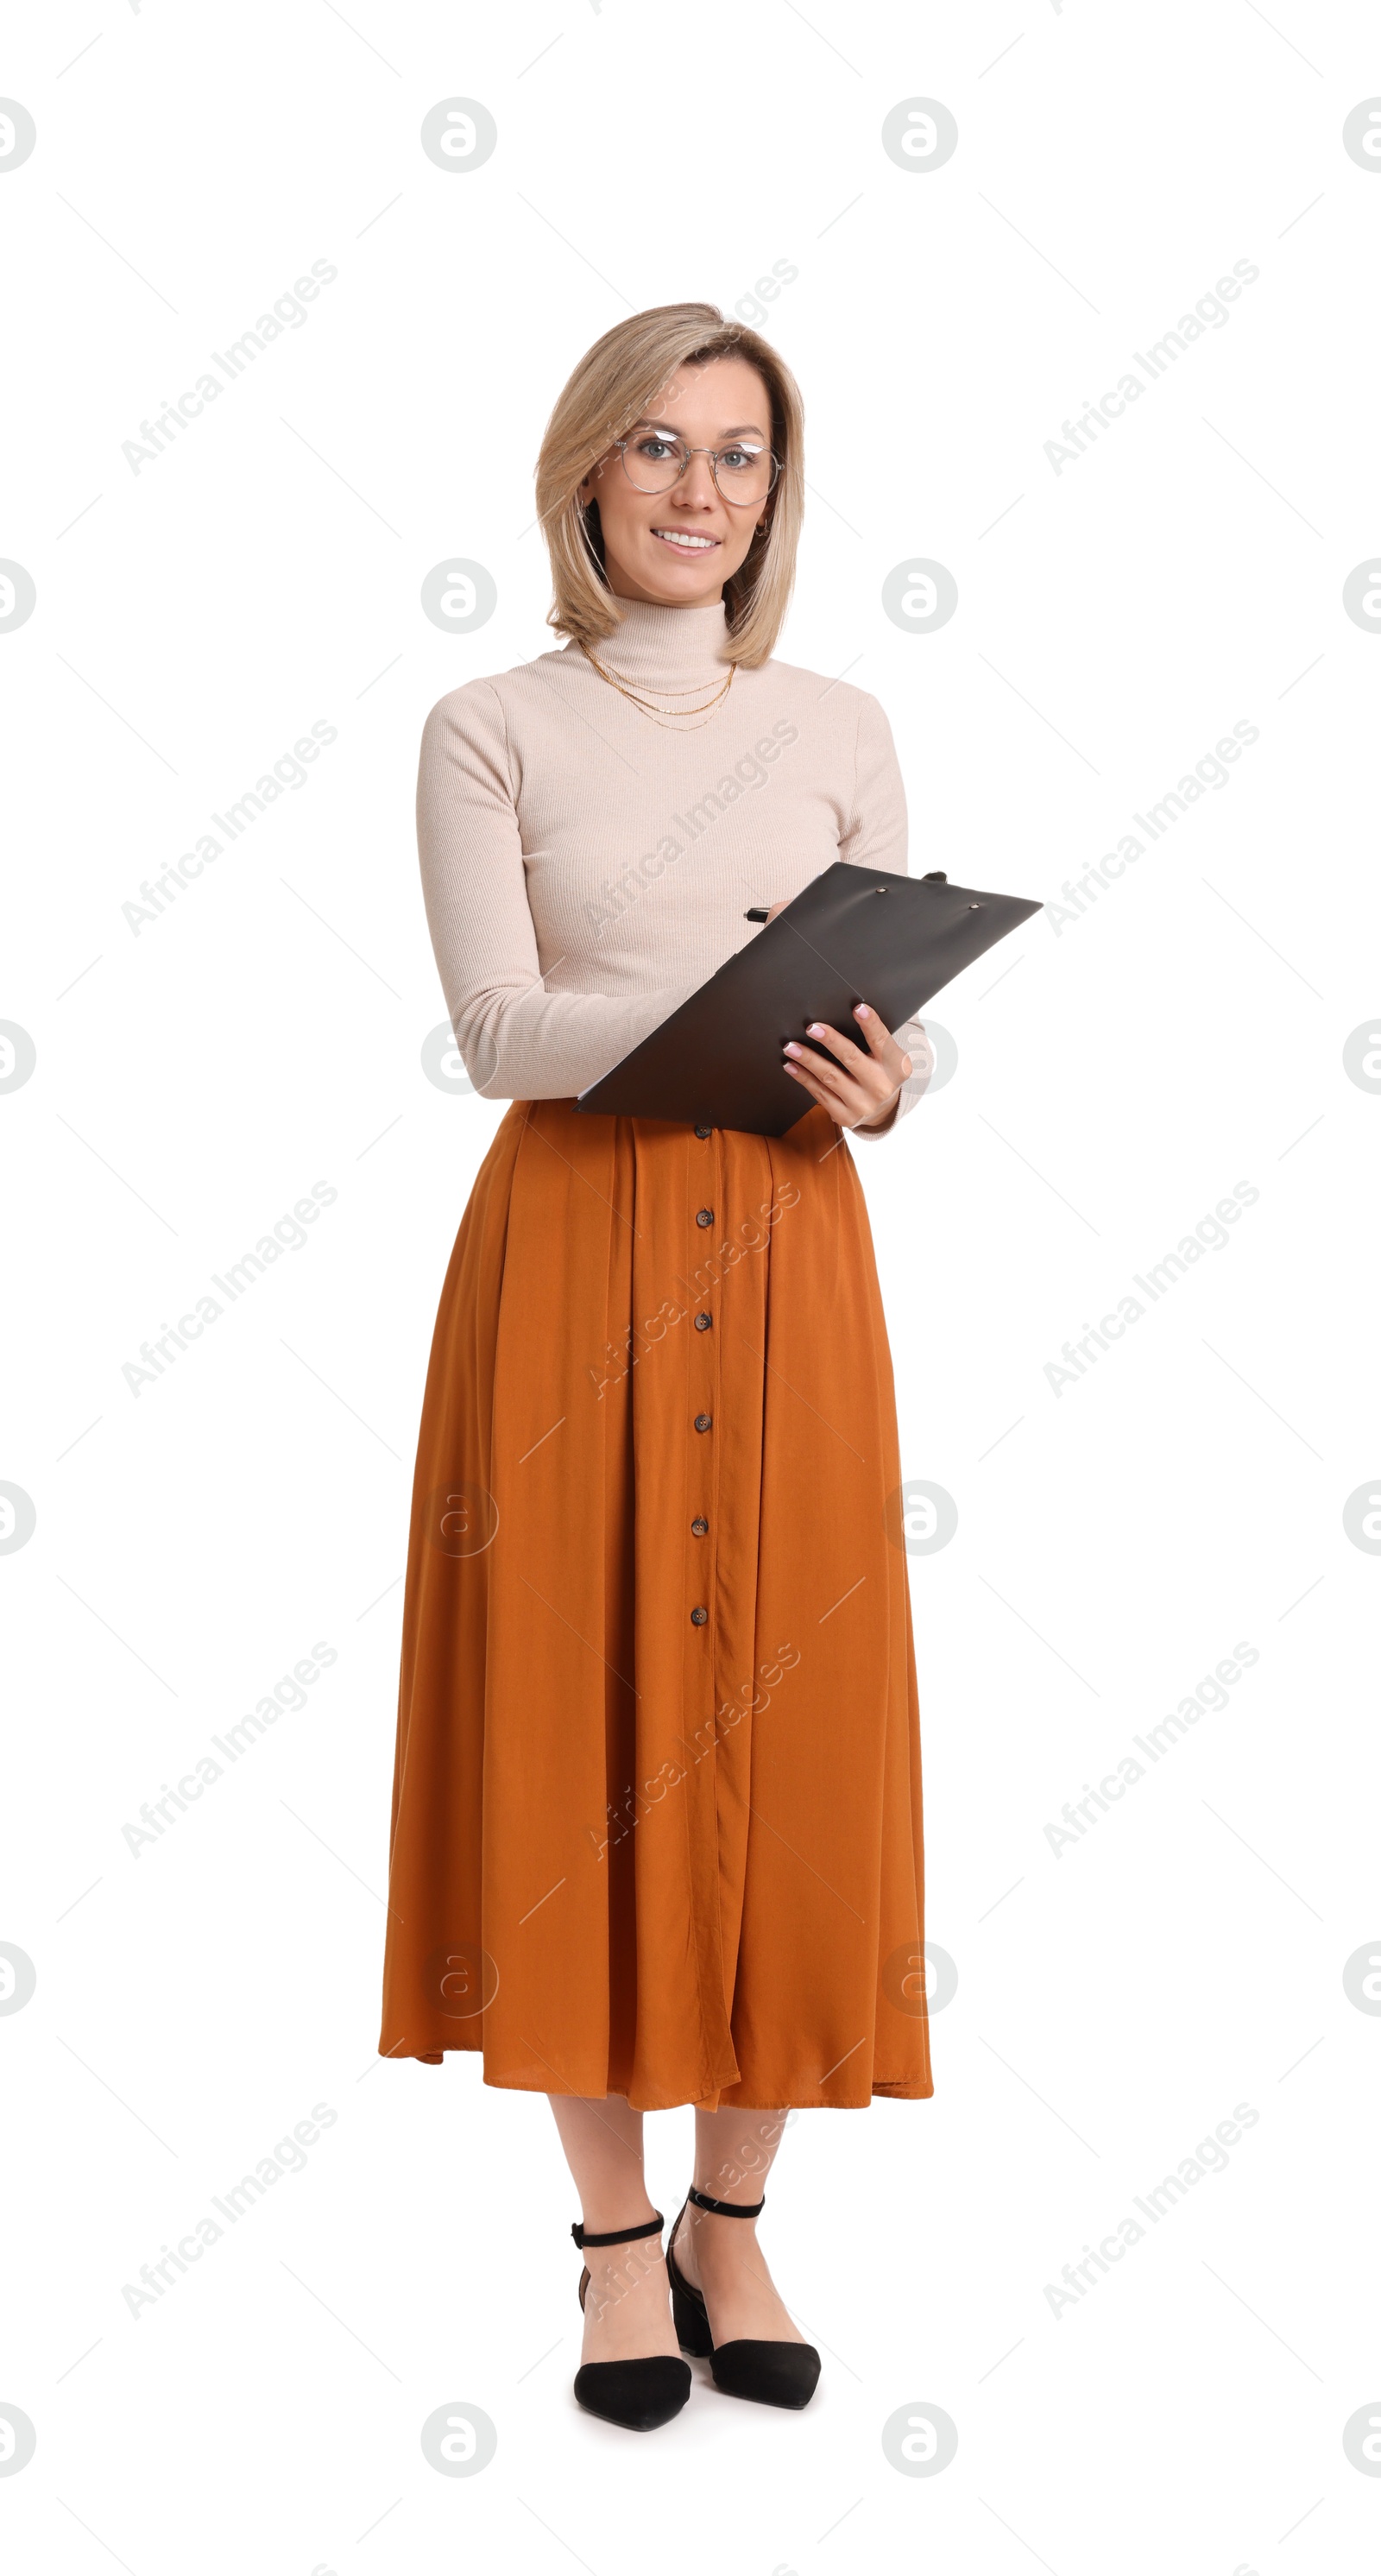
579, 355, 775, 608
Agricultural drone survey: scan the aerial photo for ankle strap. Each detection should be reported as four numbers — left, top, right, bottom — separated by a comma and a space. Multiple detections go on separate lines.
686, 2187, 765, 2219
571, 2210, 664, 2251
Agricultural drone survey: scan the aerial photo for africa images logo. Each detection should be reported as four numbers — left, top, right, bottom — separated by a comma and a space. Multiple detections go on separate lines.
119, 262, 339, 475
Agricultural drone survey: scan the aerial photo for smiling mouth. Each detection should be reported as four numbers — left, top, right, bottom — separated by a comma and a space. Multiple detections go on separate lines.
651, 528, 721, 552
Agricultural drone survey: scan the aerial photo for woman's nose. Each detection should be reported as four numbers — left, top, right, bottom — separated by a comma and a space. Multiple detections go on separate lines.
674, 451, 719, 504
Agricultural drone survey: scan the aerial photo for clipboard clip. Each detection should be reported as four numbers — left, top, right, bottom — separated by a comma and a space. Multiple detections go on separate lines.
750, 868, 950, 919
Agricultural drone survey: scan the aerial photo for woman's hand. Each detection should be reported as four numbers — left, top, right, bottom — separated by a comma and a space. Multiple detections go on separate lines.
765, 900, 916, 1133
782, 1008, 912, 1131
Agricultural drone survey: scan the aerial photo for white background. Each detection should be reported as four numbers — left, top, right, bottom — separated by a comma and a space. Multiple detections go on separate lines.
3, 2, 1379, 2570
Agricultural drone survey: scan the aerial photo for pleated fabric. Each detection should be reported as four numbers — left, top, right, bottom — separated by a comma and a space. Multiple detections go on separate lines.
378, 1099, 932, 2111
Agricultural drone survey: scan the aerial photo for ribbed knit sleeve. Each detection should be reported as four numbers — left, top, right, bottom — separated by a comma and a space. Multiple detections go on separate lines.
417, 683, 705, 1102
839, 691, 935, 1141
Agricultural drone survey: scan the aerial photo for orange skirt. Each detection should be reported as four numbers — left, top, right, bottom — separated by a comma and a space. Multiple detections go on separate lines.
378, 1098, 932, 2112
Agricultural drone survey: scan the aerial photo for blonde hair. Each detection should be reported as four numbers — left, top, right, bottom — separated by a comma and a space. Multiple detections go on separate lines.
535, 303, 804, 671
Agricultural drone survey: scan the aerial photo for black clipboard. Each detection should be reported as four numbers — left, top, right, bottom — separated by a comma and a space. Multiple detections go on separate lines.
576, 861, 1042, 1136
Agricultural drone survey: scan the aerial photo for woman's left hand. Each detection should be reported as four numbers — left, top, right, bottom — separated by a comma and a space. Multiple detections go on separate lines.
781, 1003, 913, 1132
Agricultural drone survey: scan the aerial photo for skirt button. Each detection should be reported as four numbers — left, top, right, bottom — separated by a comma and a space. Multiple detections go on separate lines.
696, 1208, 714, 1228
691, 1516, 709, 1537
694, 1413, 712, 1433
694, 1311, 712, 1331
690, 1606, 709, 1626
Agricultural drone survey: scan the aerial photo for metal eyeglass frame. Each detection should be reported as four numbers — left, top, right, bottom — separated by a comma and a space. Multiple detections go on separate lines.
609, 434, 781, 509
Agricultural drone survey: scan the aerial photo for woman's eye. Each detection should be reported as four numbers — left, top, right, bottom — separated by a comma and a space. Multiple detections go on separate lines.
637, 437, 675, 461
718, 445, 756, 470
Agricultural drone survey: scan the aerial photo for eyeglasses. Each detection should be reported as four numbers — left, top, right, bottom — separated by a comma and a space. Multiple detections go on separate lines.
609, 429, 780, 510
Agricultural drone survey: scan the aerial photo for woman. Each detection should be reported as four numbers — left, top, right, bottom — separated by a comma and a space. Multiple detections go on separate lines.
379, 303, 934, 2431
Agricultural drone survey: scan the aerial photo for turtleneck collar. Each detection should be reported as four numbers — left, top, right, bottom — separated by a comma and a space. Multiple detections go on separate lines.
587, 593, 732, 692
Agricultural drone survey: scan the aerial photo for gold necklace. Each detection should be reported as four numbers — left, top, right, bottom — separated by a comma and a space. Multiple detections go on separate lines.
581, 645, 735, 729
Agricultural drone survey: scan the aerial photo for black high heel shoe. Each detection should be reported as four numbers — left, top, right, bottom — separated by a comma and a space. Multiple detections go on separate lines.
570, 2211, 691, 2432
666, 2188, 821, 2409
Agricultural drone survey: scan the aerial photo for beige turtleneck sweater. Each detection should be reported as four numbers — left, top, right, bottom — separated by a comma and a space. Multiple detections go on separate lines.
417, 594, 933, 1140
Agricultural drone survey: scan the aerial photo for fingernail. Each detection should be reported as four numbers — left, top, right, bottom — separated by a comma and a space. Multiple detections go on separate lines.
807, 1022, 825, 1036
855, 1003, 871, 1019
784, 1042, 801, 1058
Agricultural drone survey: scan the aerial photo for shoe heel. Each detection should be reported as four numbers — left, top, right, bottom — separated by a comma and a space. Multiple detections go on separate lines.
671, 2282, 714, 2358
